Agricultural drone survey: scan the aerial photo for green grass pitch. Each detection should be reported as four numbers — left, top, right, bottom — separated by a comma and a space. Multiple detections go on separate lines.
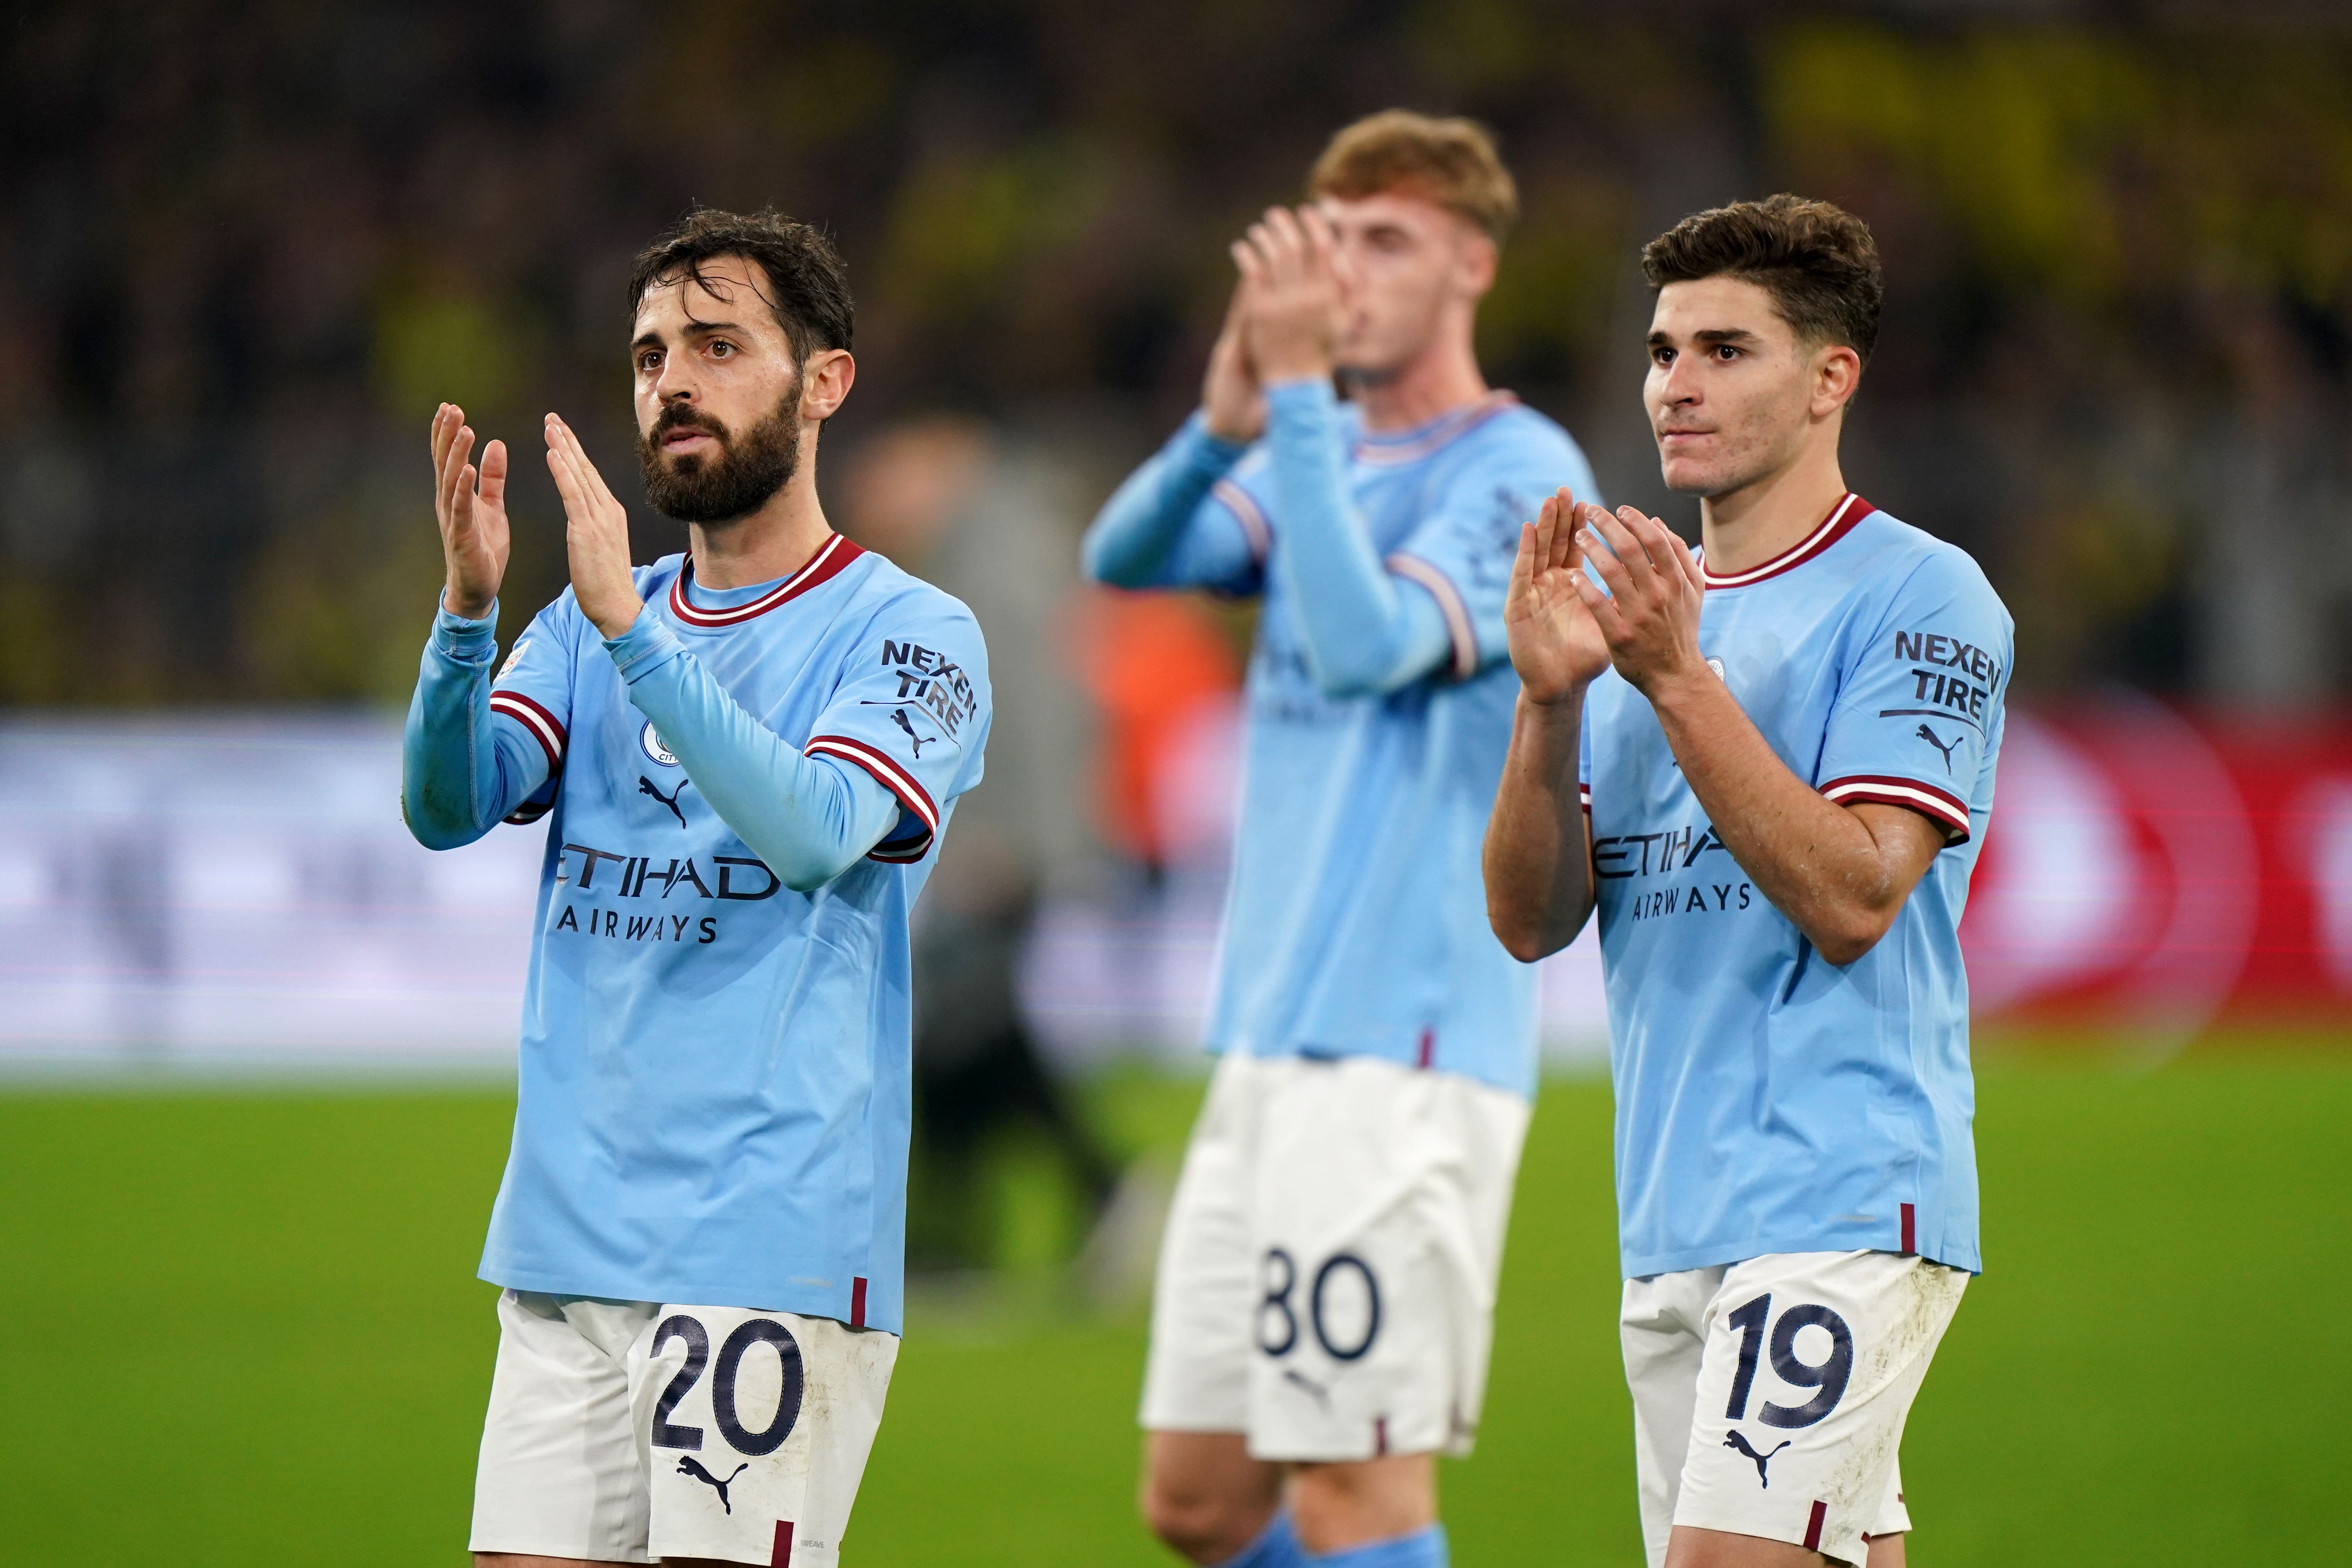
0, 1050, 2343, 1565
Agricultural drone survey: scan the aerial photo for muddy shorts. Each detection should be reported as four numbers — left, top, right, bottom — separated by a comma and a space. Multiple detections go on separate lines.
1619, 1250, 1967, 1567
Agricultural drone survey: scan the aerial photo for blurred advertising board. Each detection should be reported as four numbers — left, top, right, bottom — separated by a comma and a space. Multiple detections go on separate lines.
1962, 699, 2352, 1037
1, 704, 2345, 1073
0, 717, 542, 1069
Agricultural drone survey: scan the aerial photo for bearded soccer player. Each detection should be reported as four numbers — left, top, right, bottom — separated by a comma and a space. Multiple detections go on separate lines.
403, 209, 990, 1568
1083, 113, 1599, 1568
1482, 196, 2011, 1568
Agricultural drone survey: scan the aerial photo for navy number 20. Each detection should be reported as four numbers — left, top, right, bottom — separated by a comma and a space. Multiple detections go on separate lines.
1723, 1293, 1854, 1429
648, 1313, 806, 1457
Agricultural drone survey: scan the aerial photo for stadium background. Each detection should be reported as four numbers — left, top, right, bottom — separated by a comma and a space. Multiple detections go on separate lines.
2, 2, 2347, 1562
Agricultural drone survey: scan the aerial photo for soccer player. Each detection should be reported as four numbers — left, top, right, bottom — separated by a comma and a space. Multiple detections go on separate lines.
1481, 196, 2011, 1568
1083, 113, 1600, 1568
403, 208, 990, 1567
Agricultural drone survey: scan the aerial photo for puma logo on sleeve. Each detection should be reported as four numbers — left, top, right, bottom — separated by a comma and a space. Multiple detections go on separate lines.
889, 707, 933, 757
1914, 724, 1961, 773
676, 1455, 751, 1513
1723, 1429, 1792, 1487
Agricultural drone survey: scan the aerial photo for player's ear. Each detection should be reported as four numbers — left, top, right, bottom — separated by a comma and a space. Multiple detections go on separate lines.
801, 350, 856, 422
1811, 342, 1862, 419
1456, 228, 1498, 300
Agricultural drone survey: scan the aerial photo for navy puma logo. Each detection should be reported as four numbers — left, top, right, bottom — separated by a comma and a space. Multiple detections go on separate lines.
1915, 724, 1961, 773
639, 775, 688, 827
676, 1455, 750, 1513
1282, 1368, 1330, 1408
1723, 1430, 1792, 1487
890, 707, 933, 757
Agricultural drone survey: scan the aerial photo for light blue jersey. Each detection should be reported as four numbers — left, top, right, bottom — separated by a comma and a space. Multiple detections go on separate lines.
1579, 496, 2011, 1277
402, 537, 990, 1334
1088, 387, 1598, 1097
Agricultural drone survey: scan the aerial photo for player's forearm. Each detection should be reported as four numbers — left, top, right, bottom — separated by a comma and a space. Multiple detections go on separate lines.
1646, 670, 1909, 964
606, 614, 902, 892
401, 598, 530, 848
1263, 379, 1449, 695
1082, 415, 1247, 587
1484, 691, 1595, 961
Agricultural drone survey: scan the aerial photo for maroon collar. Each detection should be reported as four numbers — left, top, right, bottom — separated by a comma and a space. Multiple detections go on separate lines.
1353, 392, 1518, 466
667, 533, 864, 628
1699, 493, 1874, 590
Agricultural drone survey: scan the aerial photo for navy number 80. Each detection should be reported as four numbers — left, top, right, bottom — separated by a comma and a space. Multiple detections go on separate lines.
1255, 1247, 1382, 1363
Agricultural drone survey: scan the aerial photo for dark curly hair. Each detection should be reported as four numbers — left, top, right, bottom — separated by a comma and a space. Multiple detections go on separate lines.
627, 206, 854, 360
1641, 194, 1882, 364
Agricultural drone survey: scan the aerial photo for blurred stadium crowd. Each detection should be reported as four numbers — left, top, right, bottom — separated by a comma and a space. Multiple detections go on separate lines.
6, 2, 2352, 711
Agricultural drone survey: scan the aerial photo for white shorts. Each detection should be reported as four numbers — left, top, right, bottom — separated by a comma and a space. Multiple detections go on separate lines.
469, 1290, 897, 1566
1140, 1051, 1530, 1462
1620, 1250, 1967, 1568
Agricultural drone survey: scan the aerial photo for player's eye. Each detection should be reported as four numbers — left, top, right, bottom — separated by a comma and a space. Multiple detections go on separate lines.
638, 351, 663, 372
1652, 348, 1675, 366
709, 340, 735, 358
1713, 344, 1740, 361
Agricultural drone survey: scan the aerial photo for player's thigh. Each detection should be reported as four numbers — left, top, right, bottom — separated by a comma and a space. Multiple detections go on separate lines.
1654, 1516, 1901, 1568
1139, 1429, 1284, 1562
1673, 1251, 1964, 1568
1141, 1053, 1264, 1435
472, 1291, 663, 1564
630, 1305, 898, 1568
1662, 1524, 1833, 1568
1289, 1452, 1437, 1555
1244, 1056, 1529, 1464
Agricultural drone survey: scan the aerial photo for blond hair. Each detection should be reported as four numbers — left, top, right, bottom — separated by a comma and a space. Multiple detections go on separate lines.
1308, 110, 1518, 244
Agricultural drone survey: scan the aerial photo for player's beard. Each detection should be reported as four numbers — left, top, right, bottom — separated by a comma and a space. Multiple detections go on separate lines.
638, 378, 803, 525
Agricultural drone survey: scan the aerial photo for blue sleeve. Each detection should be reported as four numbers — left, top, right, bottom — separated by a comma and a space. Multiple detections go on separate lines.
1386, 411, 1602, 681
1260, 378, 1452, 696
601, 616, 910, 892
799, 600, 993, 864
1082, 414, 1265, 591
401, 594, 573, 849
1814, 550, 2014, 848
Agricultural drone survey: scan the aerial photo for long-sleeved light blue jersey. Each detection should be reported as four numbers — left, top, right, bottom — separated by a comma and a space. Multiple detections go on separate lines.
1086, 380, 1598, 1098
1578, 496, 2010, 1278
403, 536, 990, 1334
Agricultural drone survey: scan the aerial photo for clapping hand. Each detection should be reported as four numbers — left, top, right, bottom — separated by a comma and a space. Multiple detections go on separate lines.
1504, 490, 1613, 705
1569, 504, 1708, 698
431, 403, 510, 620
1230, 204, 1349, 385
1201, 280, 1267, 444
543, 413, 646, 641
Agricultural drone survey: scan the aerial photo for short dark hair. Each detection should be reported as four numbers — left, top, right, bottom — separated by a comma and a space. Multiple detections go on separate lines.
1641, 194, 1881, 364
627, 207, 854, 359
